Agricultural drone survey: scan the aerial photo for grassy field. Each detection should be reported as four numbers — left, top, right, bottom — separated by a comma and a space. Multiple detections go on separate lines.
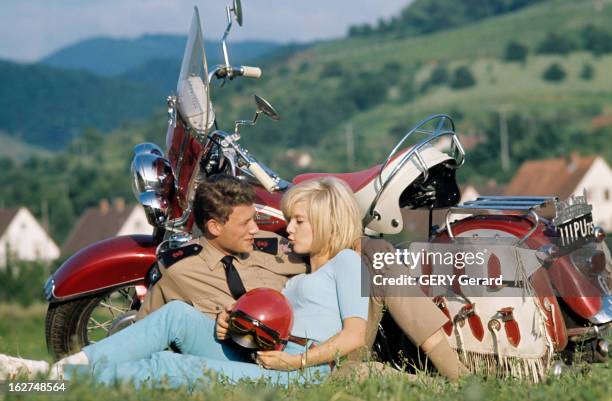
0, 303, 611, 400
0, 304, 48, 361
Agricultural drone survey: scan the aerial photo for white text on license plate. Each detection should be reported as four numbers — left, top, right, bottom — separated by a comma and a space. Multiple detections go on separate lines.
557, 214, 594, 246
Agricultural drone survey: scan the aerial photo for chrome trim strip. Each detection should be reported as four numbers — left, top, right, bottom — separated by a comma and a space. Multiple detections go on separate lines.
46, 278, 146, 303
446, 208, 540, 243
44, 276, 55, 301
473, 196, 558, 201
590, 295, 612, 324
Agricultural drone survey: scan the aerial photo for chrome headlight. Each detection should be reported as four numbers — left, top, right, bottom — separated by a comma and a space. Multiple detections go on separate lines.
134, 142, 164, 157
140, 191, 170, 226
131, 153, 174, 199
131, 142, 175, 228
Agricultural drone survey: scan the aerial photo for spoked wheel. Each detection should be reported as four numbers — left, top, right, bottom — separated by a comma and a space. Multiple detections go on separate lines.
45, 285, 140, 359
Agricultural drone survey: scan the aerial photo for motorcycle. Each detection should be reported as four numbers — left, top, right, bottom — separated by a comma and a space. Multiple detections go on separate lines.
44, 1, 611, 377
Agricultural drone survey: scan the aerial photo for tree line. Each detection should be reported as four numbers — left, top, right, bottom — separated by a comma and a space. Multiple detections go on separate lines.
505, 24, 612, 62
348, 0, 546, 38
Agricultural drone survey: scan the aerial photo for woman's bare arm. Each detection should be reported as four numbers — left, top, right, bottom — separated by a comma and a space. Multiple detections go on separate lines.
256, 317, 366, 371
300, 317, 366, 367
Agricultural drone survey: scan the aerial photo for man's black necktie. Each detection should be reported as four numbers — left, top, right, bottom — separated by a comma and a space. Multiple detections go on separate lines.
221, 255, 247, 299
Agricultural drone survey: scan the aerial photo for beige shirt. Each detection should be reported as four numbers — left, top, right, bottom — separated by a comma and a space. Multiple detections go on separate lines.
136, 231, 308, 320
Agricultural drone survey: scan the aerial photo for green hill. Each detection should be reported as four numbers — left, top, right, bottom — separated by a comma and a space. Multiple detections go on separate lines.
0, 60, 165, 149
314, 0, 609, 64
349, 0, 547, 37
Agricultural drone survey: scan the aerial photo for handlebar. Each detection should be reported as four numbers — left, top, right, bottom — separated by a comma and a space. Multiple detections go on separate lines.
211, 65, 262, 80
208, 131, 279, 192
247, 161, 276, 192
240, 66, 262, 79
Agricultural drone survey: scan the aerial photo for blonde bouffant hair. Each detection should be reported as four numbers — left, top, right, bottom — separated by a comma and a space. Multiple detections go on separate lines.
281, 177, 362, 258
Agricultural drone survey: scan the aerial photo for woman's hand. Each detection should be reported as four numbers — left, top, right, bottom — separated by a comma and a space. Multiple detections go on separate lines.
255, 351, 301, 371
215, 303, 234, 340
290, 318, 366, 369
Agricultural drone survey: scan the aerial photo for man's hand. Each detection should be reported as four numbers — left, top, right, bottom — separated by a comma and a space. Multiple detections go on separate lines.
255, 351, 301, 371
215, 303, 234, 340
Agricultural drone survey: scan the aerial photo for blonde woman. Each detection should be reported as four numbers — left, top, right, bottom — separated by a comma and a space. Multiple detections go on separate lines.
0, 177, 368, 387
248, 176, 367, 371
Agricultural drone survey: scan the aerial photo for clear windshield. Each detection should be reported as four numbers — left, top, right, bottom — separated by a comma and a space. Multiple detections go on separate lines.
177, 7, 215, 136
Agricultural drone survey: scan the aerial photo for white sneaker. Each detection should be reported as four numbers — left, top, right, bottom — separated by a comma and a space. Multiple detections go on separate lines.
47, 351, 90, 380
0, 353, 49, 380
47, 363, 64, 380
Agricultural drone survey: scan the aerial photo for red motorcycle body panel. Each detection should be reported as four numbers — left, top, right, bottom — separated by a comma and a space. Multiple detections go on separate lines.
166, 120, 202, 219
255, 187, 283, 211
254, 188, 287, 234
51, 235, 157, 301
292, 148, 413, 192
294, 163, 382, 192
166, 122, 185, 218
547, 260, 602, 317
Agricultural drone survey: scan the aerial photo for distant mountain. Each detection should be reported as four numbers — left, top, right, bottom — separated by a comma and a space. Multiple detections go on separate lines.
119, 58, 181, 94
0, 132, 53, 161
40, 34, 282, 77
0, 59, 165, 150
119, 41, 311, 93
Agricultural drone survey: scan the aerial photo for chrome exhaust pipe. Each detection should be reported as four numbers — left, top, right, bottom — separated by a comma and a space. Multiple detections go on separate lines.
550, 361, 565, 377
595, 339, 609, 361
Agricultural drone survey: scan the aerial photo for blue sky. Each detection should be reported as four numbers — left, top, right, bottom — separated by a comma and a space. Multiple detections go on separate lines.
0, 0, 409, 62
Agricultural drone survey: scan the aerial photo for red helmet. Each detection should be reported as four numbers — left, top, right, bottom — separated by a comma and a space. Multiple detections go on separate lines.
229, 288, 294, 351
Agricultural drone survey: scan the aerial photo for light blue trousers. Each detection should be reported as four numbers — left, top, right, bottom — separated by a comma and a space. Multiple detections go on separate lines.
68, 301, 329, 388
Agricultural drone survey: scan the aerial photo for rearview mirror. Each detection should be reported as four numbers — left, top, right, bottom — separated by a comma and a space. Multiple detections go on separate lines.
233, 95, 280, 137
233, 0, 243, 26
254, 95, 280, 121
222, 0, 244, 68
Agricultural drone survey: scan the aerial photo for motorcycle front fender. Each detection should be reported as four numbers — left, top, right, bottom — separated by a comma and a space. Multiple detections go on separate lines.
45, 235, 157, 302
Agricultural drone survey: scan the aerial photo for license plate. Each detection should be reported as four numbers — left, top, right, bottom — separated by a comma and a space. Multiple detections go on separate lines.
555, 213, 595, 246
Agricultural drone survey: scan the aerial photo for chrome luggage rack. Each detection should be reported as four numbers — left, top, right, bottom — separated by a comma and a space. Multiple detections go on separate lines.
446, 196, 558, 244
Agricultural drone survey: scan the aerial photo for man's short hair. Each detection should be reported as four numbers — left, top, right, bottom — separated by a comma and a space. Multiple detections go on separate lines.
193, 175, 256, 232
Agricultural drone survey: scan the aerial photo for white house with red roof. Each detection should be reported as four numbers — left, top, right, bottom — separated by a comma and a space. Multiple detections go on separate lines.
505, 154, 612, 230
61, 199, 152, 257
0, 207, 60, 268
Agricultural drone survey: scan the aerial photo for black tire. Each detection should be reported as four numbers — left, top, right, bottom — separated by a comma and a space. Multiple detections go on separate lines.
45, 286, 137, 360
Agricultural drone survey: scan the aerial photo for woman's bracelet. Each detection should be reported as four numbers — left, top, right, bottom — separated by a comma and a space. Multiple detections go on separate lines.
300, 352, 307, 369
